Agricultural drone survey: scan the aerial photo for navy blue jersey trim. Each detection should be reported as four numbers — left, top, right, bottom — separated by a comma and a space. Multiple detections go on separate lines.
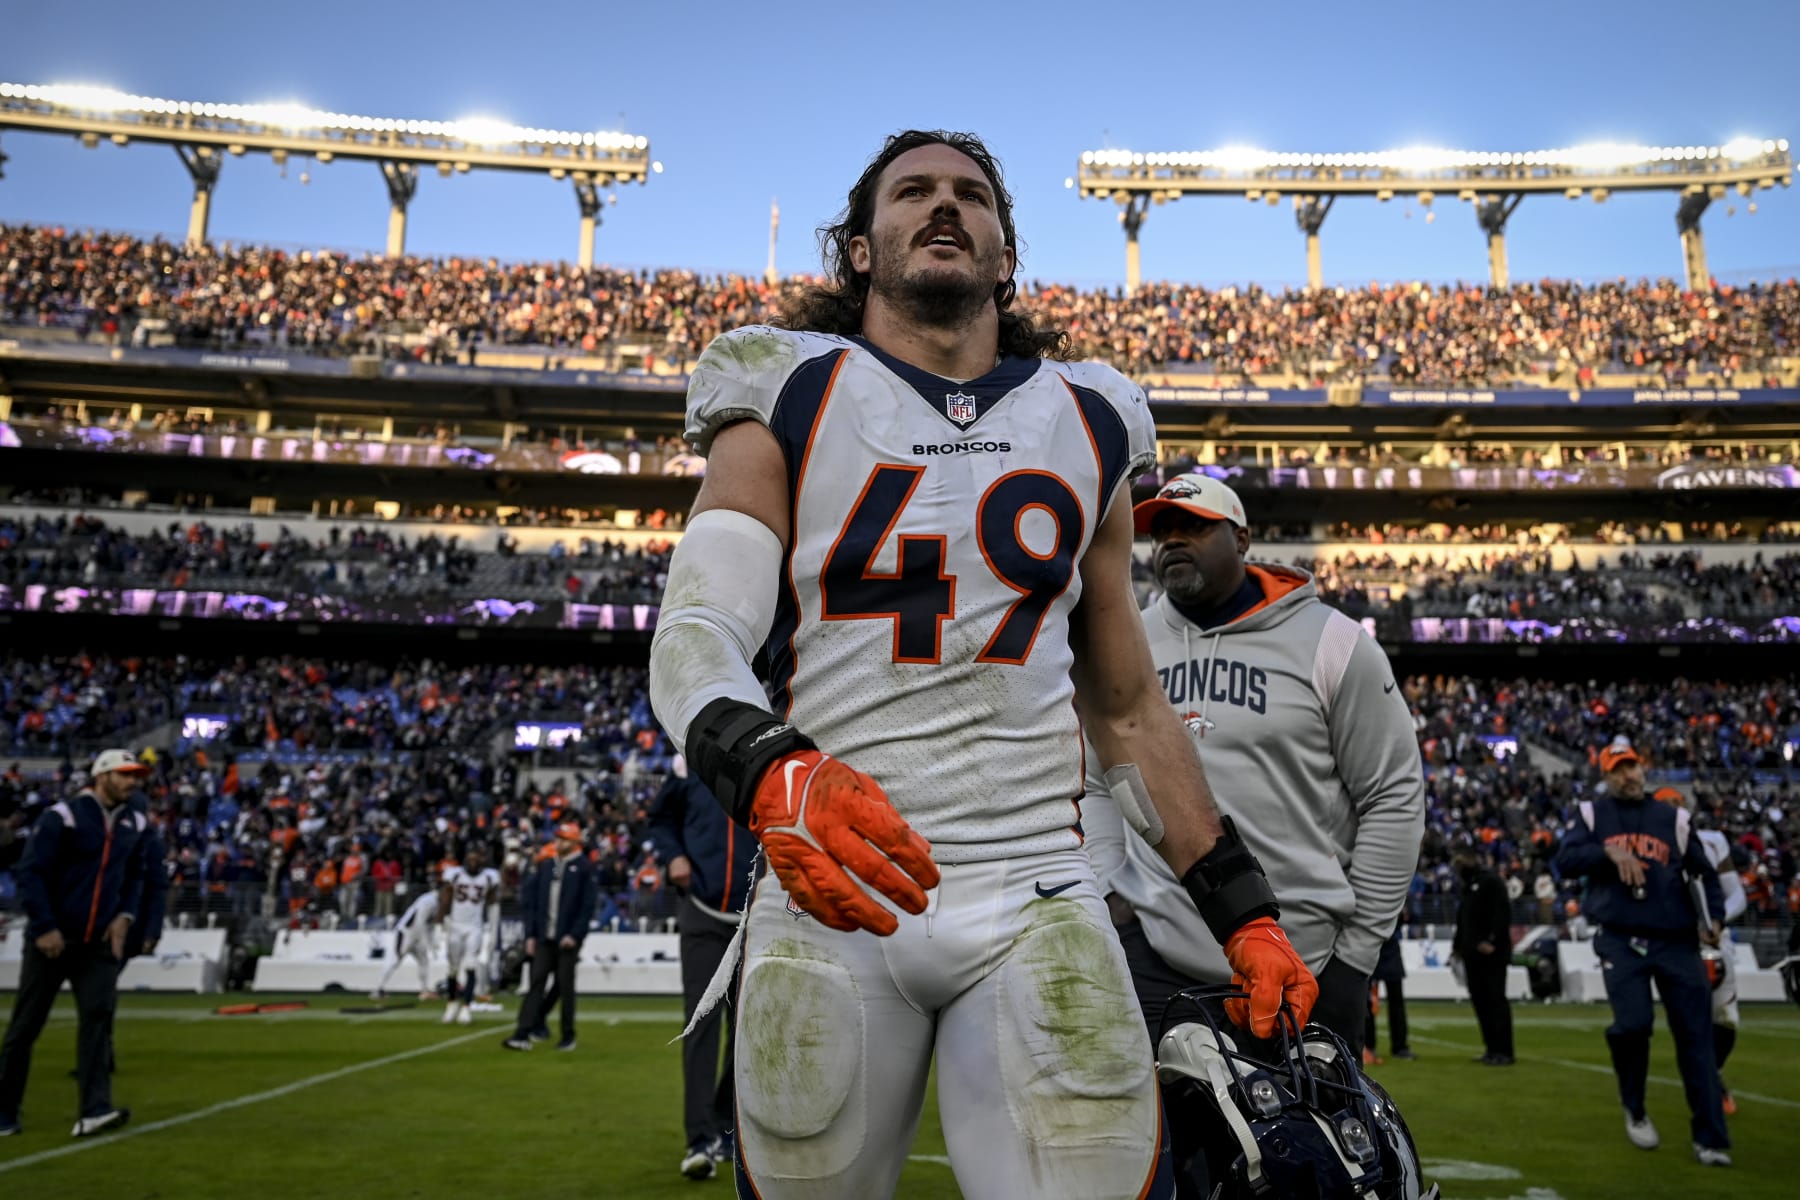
850, 336, 1040, 433
1066, 380, 1133, 519
763, 349, 847, 715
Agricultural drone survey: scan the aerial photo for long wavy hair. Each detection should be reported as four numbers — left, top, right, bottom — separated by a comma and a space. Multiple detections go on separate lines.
777, 130, 1069, 360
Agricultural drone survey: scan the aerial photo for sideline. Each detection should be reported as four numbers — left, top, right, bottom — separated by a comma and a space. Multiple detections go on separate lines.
1410, 1034, 1800, 1110
0, 1026, 494, 1174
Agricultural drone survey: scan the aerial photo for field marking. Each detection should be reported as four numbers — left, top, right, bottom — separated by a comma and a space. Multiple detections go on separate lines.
1406, 1014, 1800, 1033
0, 1026, 492, 1174
1410, 1034, 1800, 1110
45, 1007, 682, 1025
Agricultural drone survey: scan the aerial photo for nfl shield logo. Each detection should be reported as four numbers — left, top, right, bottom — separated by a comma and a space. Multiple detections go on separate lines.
945, 392, 978, 426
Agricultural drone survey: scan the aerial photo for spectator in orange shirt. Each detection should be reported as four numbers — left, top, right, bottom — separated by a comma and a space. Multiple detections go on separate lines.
313, 860, 339, 913
339, 849, 366, 923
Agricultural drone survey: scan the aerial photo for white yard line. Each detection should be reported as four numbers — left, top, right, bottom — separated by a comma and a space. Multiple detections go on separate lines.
44, 1007, 681, 1025
1409, 1034, 1800, 1109
0, 1027, 493, 1174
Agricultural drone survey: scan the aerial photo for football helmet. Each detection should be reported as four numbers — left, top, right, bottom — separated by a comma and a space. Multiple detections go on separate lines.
1156, 984, 1438, 1200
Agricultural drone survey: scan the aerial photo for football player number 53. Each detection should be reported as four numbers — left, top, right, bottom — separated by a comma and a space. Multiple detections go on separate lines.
820, 463, 1084, 665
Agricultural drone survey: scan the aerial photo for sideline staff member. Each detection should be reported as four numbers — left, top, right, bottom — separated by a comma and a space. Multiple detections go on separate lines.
1451, 843, 1514, 1065
503, 822, 597, 1053
1554, 739, 1730, 1166
648, 764, 758, 1181
1085, 474, 1424, 1055
0, 749, 154, 1138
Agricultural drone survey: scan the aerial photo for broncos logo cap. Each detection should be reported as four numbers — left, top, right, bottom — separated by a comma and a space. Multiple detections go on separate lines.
1133, 473, 1247, 534
91, 748, 151, 779
1599, 736, 1641, 773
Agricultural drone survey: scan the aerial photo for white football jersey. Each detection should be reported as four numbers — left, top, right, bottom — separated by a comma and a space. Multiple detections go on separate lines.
1697, 828, 1747, 923
394, 890, 438, 933
441, 865, 500, 927
687, 326, 1155, 863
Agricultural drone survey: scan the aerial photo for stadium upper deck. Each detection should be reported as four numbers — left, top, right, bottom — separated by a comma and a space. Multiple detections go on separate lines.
4, 223, 1798, 388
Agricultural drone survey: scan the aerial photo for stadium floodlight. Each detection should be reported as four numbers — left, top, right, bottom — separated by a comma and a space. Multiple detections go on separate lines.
0, 80, 640, 151
1077, 134, 1793, 293
0, 79, 654, 266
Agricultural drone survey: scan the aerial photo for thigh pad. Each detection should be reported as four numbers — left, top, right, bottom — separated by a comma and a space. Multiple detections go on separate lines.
995, 898, 1156, 1148
737, 938, 865, 1172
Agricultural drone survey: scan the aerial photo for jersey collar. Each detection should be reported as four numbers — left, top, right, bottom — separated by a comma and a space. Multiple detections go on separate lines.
851, 336, 1040, 433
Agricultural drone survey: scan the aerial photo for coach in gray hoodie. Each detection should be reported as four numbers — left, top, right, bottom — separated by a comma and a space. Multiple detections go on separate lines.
1084, 474, 1424, 1057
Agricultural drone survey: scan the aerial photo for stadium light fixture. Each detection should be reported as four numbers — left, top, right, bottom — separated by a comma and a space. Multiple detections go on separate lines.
1079, 138, 1788, 176
0, 80, 639, 149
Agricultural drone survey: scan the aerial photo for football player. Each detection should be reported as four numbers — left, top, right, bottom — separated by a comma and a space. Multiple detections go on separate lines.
649, 129, 1316, 1200
438, 844, 499, 1025
1653, 787, 1748, 1114
373, 887, 440, 1001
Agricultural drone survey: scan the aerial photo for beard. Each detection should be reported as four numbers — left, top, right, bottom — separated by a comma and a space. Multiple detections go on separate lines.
1156, 558, 1211, 605
866, 223, 1004, 331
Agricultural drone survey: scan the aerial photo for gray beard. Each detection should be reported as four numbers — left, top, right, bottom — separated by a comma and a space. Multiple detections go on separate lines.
1157, 565, 1210, 605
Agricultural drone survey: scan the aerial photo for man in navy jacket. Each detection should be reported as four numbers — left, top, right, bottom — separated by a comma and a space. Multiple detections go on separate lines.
503, 823, 597, 1052
1, 749, 154, 1138
648, 767, 759, 1179
1554, 739, 1729, 1166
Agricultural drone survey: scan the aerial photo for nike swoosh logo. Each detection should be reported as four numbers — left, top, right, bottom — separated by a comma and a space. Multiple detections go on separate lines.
1035, 881, 1078, 900
1383, 682, 1396, 694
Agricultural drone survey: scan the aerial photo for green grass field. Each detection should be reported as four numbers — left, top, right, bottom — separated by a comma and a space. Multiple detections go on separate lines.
0, 993, 1794, 1198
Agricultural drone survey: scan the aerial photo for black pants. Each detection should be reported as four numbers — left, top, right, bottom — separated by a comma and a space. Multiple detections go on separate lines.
515, 942, 579, 1042
678, 895, 738, 1148
1464, 953, 1513, 1058
0, 940, 121, 1121
1366, 977, 1409, 1054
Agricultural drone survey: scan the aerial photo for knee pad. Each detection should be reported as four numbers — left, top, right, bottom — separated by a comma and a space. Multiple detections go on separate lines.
736, 941, 864, 1174
997, 900, 1155, 1148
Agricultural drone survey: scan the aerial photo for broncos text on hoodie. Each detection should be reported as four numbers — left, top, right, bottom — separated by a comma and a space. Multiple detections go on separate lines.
1083, 563, 1425, 980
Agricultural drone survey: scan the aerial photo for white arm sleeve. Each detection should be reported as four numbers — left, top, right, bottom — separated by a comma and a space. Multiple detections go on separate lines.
649, 508, 784, 753
1716, 851, 1747, 922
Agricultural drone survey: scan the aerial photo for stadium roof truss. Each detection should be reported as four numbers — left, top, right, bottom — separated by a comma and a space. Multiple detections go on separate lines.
0, 82, 654, 265
1075, 141, 1795, 292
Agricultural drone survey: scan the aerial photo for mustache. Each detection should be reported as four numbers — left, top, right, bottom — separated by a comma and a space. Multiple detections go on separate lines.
914, 219, 970, 250
1156, 548, 1196, 570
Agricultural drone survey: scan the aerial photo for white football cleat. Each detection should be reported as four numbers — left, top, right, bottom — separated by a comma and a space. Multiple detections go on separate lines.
441, 1004, 458, 1025
1624, 1109, 1659, 1150
456, 1004, 472, 1025
1693, 1143, 1732, 1167
680, 1143, 716, 1180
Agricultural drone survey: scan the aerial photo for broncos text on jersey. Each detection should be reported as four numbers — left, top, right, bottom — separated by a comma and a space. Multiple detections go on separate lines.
686, 326, 1155, 864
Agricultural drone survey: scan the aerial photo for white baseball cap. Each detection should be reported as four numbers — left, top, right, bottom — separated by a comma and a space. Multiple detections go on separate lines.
1132, 473, 1248, 534
91, 748, 151, 779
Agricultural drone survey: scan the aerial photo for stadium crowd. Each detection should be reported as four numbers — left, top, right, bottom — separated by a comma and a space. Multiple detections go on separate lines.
0, 512, 675, 604
3, 655, 1794, 942
7, 224, 1800, 384
1304, 548, 1800, 622
1403, 674, 1799, 932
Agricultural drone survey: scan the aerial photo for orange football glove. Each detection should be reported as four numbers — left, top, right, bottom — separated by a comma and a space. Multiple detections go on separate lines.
749, 751, 940, 936
1222, 917, 1319, 1038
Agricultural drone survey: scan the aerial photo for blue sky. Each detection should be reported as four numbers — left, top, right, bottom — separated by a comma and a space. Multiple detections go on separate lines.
3, 0, 1796, 289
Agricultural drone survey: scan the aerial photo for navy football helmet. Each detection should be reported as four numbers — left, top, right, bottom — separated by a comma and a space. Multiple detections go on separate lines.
1156, 985, 1438, 1200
